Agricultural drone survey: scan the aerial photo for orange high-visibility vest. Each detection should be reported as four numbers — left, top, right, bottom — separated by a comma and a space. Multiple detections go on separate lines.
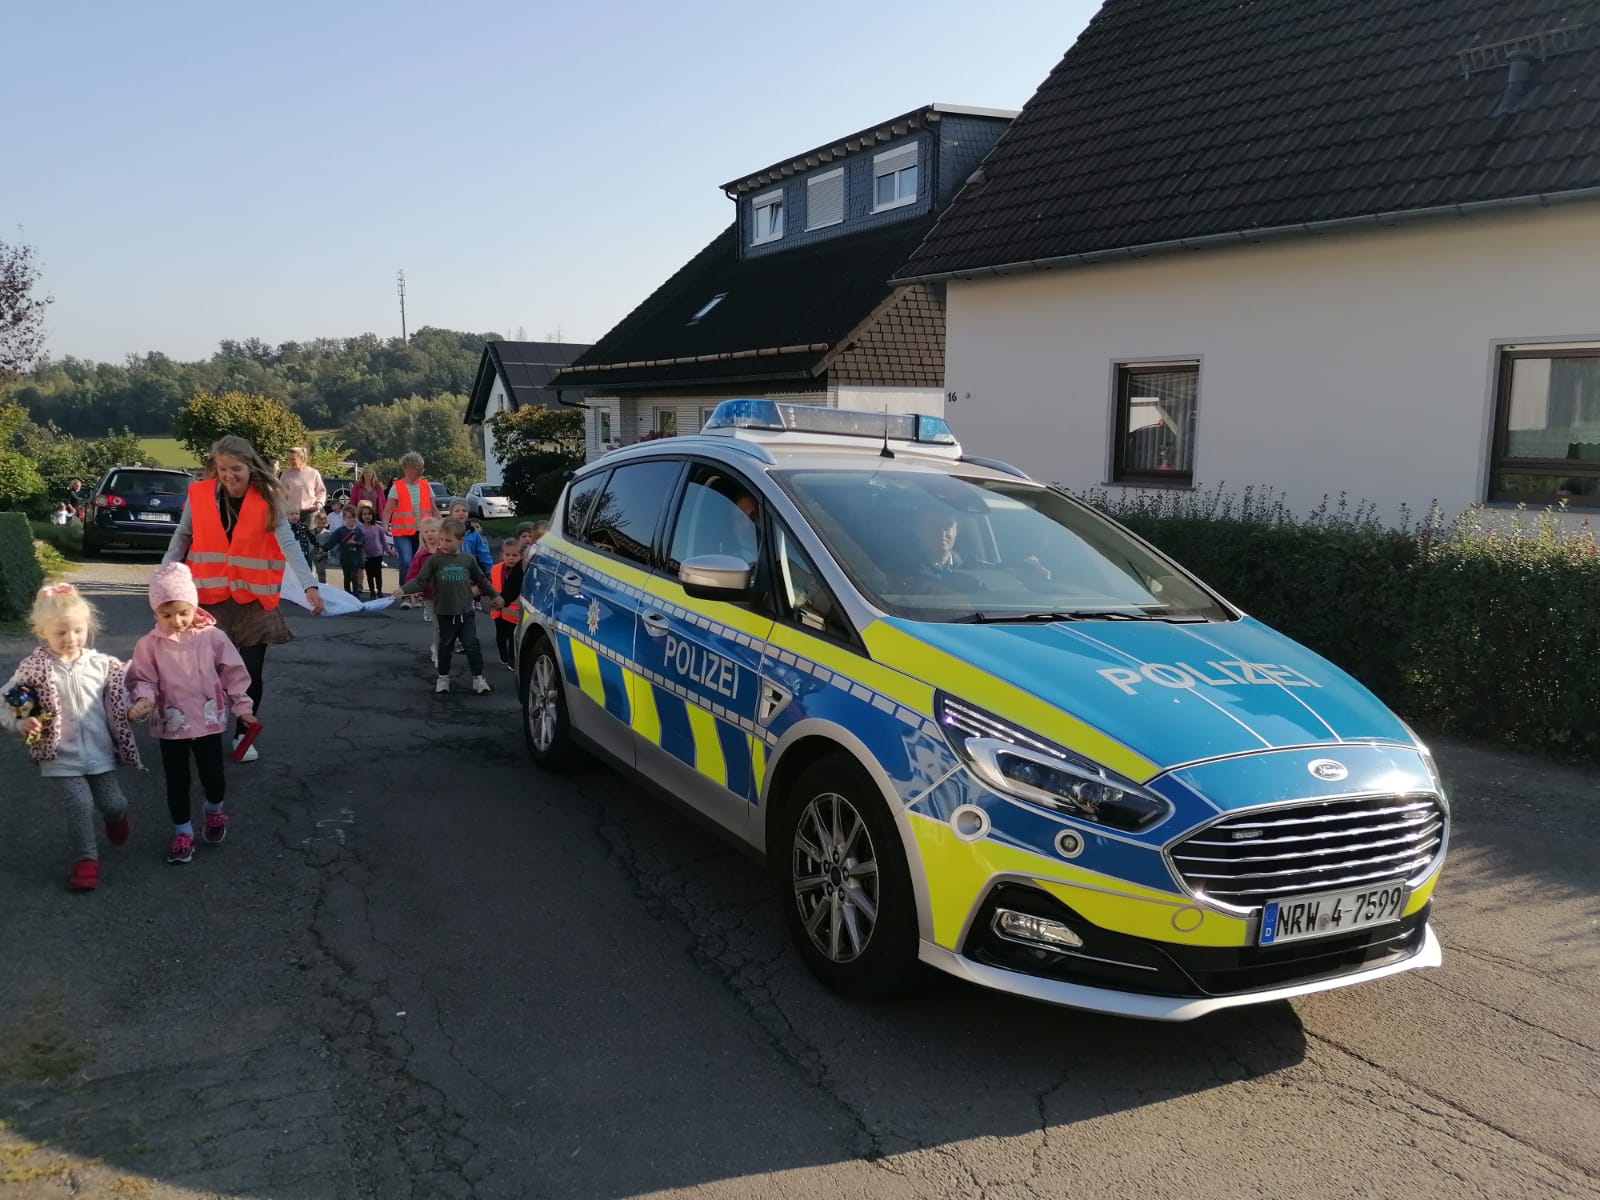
388, 477, 435, 537
489, 562, 521, 623
185, 480, 286, 610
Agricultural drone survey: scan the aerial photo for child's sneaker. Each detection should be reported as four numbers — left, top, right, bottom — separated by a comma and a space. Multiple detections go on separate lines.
203, 810, 228, 845
68, 858, 100, 891
434, 676, 450, 694
231, 733, 259, 762
104, 813, 131, 845
472, 675, 492, 695
167, 833, 195, 864
423, 607, 432, 623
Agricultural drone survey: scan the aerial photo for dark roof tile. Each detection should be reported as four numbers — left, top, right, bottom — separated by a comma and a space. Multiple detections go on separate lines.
901, 0, 1600, 279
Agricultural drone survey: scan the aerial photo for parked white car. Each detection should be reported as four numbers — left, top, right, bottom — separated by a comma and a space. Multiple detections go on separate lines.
466, 482, 517, 519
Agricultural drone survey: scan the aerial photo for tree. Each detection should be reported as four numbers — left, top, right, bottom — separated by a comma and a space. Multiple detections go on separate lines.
340, 393, 483, 492
489, 406, 586, 515
0, 238, 52, 380
174, 390, 310, 464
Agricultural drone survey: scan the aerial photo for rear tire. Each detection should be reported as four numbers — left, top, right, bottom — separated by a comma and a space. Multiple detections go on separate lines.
773, 754, 921, 1000
521, 635, 577, 772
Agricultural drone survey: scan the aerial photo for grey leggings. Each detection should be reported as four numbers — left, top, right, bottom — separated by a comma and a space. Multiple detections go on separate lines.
53, 773, 128, 862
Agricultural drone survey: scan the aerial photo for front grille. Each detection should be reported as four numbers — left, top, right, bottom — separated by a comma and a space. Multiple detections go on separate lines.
1168, 794, 1446, 908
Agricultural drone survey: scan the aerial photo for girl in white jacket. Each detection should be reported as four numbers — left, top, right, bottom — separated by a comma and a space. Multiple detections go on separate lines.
1, 584, 142, 891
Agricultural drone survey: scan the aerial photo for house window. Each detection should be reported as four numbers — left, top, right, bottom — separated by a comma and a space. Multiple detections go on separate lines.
699, 407, 717, 430
806, 168, 844, 230
1489, 346, 1600, 505
688, 293, 725, 323
751, 190, 784, 245
1112, 362, 1198, 484
872, 145, 919, 212
655, 408, 678, 436
596, 410, 611, 446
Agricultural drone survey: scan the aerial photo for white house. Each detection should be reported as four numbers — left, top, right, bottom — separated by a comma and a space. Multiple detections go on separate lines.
896, 0, 1600, 525
463, 340, 591, 484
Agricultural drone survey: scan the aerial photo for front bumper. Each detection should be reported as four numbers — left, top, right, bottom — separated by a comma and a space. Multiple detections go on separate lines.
922, 924, 1441, 1021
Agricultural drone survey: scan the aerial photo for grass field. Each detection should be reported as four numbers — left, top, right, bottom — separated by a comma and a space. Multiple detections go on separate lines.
137, 436, 197, 467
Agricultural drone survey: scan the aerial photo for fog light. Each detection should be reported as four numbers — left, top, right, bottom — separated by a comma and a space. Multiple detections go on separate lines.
992, 908, 1084, 951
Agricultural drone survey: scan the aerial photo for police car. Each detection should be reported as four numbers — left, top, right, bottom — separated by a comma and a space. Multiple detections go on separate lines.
516, 400, 1447, 1020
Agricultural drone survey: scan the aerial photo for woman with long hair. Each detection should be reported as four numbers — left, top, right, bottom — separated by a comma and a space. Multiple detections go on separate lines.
161, 436, 323, 761
348, 465, 387, 518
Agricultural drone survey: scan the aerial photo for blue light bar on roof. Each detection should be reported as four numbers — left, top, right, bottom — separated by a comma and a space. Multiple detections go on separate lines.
703, 399, 958, 446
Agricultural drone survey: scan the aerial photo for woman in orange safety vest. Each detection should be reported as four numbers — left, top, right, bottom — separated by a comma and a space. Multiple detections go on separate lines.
162, 435, 323, 761
379, 451, 435, 608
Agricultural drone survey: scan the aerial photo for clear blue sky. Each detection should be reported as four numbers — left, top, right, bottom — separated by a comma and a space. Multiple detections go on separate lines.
7, 0, 1099, 363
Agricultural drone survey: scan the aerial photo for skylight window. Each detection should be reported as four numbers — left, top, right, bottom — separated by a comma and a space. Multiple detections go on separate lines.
688, 293, 727, 324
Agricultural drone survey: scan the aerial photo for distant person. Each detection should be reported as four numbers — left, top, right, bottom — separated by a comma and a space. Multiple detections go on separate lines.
393, 517, 503, 694
380, 452, 436, 587
349, 466, 387, 517
50, 501, 72, 526
517, 520, 549, 564
0, 583, 142, 891
161, 435, 323, 762
322, 506, 368, 599
278, 446, 327, 563
490, 537, 524, 669
67, 478, 87, 521
404, 516, 445, 630
355, 504, 389, 600
308, 510, 331, 585
125, 564, 258, 865
448, 500, 494, 574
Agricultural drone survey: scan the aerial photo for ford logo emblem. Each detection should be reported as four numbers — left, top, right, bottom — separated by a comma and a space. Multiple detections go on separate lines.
1308, 758, 1348, 782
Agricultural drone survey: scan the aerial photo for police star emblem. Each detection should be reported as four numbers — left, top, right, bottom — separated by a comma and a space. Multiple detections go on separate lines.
586, 597, 601, 636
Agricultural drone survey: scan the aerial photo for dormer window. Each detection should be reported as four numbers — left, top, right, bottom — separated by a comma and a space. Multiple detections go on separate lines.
751, 190, 784, 245
872, 145, 919, 212
806, 168, 844, 230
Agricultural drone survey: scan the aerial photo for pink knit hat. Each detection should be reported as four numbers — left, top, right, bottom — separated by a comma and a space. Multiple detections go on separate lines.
149, 562, 199, 610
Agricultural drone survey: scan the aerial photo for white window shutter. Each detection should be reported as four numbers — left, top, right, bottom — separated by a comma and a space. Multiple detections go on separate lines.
807, 169, 844, 229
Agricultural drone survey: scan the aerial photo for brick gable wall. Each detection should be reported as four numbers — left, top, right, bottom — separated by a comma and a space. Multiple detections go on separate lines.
828, 284, 945, 388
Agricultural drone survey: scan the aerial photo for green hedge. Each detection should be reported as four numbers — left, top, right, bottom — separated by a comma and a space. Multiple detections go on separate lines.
1082, 487, 1600, 761
0, 511, 44, 619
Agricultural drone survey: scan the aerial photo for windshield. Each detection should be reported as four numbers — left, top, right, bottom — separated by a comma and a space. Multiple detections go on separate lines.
104, 470, 189, 497
775, 468, 1230, 623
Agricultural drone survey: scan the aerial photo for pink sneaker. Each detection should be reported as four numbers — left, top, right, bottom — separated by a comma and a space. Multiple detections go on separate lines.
167, 833, 194, 865
203, 810, 229, 845
68, 858, 100, 891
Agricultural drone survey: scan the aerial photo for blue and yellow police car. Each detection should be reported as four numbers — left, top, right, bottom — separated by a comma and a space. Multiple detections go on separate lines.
516, 400, 1447, 1019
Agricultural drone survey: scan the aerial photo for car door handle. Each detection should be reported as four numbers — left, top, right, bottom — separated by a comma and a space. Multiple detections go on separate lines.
642, 612, 670, 638
563, 573, 583, 596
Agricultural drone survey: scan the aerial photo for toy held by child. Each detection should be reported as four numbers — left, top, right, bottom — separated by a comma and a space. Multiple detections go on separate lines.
125, 563, 258, 865
0, 583, 142, 892
393, 517, 503, 694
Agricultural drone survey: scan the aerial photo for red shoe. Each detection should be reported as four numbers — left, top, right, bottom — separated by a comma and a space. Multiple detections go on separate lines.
105, 814, 131, 845
68, 859, 100, 891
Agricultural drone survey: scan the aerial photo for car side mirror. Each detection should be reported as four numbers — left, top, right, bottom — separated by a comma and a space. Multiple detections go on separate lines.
679, 554, 759, 602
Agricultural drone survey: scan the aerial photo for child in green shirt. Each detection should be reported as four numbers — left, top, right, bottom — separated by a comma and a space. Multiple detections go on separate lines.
393, 518, 503, 694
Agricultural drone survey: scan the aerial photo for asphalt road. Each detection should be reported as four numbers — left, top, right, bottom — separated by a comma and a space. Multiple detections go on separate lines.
1, 557, 1596, 1200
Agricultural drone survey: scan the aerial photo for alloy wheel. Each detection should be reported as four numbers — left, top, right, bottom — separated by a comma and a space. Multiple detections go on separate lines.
792, 791, 881, 963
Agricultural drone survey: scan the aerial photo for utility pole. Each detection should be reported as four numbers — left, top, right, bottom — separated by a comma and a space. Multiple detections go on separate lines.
396, 269, 407, 341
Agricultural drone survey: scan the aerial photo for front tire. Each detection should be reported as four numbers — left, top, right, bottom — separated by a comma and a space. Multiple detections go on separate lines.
773, 755, 920, 1000
521, 635, 577, 772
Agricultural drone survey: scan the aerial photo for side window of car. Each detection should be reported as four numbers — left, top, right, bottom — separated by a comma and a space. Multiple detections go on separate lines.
583, 461, 682, 567
564, 472, 608, 542
666, 464, 762, 575
771, 521, 853, 644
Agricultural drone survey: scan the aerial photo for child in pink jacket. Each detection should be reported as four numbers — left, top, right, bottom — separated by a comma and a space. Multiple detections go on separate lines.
125, 563, 259, 865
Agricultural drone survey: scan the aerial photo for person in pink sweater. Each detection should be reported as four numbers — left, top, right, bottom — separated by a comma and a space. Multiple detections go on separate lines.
126, 563, 259, 865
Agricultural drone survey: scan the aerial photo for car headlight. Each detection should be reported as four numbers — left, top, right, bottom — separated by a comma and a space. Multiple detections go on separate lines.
934, 693, 1171, 831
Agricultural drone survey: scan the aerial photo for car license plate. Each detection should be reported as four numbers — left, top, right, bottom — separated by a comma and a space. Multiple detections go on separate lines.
1260, 882, 1407, 946
135, 512, 173, 522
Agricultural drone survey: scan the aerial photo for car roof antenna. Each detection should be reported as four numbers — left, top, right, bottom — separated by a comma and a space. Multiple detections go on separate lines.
879, 406, 895, 459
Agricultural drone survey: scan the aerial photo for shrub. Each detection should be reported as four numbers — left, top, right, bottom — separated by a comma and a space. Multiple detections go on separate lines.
174, 390, 311, 464
490, 407, 584, 516
0, 511, 43, 618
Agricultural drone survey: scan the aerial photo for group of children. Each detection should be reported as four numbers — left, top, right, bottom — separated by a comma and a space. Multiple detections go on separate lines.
2, 501, 550, 891
1, 568, 256, 888
308, 498, 390, 600
392, 508, 545, 694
